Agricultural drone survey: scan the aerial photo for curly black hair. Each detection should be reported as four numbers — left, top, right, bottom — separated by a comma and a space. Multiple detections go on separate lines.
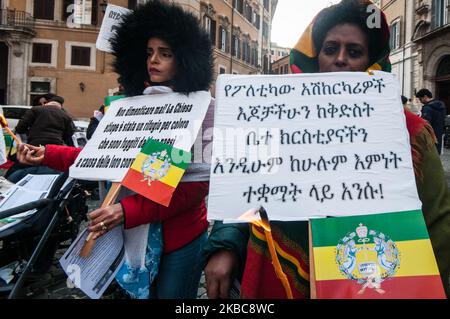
312, 0, 389, 67
111, 0, 214, 96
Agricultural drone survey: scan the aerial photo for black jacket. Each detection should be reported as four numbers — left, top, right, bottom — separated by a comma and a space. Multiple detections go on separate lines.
422, 99, 446, 139
16, 105, 75, 146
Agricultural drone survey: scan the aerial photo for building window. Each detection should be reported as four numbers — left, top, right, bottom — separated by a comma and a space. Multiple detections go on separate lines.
431, 0, 447, 29
71, 46, 91, 66
31, 81, 51, 94
32, 43, 51, 64
263, 0, 269, 11
62, 0, 98, 25
65, 41, 96, 71
29, 77, 55, 106
232, 34, 240, 58
262, 21, 269, 38
390, 21, 400, 49
254, 11, 260, 29
34, 0, 55, 20
203, 15, 217, 47
219, 26, 229, 52
233, 0, 244, 14
30, 39, 58, 67
244, 2, 252, 23
219, 66, 226, 74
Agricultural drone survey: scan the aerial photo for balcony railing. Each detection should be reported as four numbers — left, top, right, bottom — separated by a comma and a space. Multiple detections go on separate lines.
0, 9, 35, 33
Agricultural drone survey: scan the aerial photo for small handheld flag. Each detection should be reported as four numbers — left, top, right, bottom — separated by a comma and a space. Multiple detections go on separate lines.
121, 138, 191, 207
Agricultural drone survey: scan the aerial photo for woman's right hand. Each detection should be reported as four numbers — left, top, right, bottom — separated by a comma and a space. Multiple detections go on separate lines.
204, 249, 239, 299
16, 143, 45, 166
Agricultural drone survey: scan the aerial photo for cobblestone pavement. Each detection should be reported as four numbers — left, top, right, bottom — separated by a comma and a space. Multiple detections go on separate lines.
11, 147, 450, 298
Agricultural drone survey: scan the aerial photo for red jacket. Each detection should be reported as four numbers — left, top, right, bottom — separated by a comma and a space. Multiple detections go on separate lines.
43, 144, 209, 253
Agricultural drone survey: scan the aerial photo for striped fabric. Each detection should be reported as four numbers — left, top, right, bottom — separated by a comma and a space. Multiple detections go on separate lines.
121, 138, 191, 206
311, 210, 446, 299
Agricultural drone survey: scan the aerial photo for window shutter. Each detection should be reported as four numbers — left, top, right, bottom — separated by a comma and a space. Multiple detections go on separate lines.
218, 27, 223, 50
211, 19, 217, 47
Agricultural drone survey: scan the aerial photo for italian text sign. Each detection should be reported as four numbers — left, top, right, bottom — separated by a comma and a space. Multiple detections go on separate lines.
69, 91, 211, 182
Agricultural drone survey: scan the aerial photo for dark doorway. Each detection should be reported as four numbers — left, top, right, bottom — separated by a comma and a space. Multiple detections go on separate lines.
436, 55, 450, 115
0, 42, 8, 105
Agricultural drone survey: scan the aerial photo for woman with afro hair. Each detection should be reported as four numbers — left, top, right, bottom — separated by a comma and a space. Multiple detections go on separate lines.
17, 0, 215, 299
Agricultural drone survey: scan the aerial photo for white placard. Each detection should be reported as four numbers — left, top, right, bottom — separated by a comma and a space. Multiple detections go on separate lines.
69, 91, 211, 182
95, 4, 131, 53
208, 72, 422, 221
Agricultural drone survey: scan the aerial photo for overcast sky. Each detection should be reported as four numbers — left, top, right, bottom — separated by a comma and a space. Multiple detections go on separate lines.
271, 0, 340, 48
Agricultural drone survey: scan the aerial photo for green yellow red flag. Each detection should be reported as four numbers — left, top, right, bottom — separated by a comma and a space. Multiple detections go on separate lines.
311, 210, 446, 299
121, 138, 191, 206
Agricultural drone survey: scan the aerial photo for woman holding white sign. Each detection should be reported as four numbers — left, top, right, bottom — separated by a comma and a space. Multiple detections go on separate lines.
17, 0, 214, 299
203, 0, 449, 298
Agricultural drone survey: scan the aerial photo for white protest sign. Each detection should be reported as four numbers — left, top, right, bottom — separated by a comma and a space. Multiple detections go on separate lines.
69, 91, 211, 182
208, 72, 422, 221
95, 4, 131, 53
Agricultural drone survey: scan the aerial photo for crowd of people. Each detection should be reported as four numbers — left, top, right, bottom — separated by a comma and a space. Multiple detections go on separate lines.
7, 0, 450, 299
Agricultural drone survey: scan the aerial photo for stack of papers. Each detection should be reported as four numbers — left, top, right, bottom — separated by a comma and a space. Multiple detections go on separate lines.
0, 174, 59, 232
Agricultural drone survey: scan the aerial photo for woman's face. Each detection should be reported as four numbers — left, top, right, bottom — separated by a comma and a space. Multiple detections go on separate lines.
146, 37, 176, 83
318, 23, 370, 73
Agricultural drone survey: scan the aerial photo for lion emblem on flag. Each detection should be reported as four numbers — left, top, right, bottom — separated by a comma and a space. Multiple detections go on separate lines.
335, 223, 400, 295
140, 150, 171, 185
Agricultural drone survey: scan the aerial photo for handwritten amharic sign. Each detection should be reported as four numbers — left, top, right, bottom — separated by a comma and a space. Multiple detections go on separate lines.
208, 72, 421, 221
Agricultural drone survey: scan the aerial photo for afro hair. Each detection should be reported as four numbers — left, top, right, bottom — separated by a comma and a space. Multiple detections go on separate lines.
111, 0, 214, 96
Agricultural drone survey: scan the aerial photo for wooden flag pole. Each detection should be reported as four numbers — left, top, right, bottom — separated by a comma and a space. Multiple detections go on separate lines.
0, 114, 21, 145
79, 182, 122, 257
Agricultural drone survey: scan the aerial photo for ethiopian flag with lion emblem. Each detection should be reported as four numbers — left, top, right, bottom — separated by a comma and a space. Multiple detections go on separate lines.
311, 210, 446, 299
121, 138, 191, 206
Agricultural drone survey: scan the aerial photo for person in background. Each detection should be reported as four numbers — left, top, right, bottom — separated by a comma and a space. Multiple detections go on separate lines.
16, 95, 75, 147
401, 95, 408, 107
416, 88, 447, 155
86, 104, 105, 140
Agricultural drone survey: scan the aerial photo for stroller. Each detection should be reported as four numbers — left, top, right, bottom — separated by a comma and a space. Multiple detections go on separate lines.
0, 172, 88, 298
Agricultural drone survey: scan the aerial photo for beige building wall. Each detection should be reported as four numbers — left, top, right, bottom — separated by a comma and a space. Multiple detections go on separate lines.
270, 54, 290, 74
200, 0, 277, 94
381, 0, 417, 101
1, 0, 277, 118
270, 42, 289, 63
2, 0, 131, 118
413, 0, 450, 114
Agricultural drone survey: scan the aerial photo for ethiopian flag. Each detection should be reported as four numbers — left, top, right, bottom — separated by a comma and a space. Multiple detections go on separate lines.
311, 210, 446, 299
121, 138, 191, 207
